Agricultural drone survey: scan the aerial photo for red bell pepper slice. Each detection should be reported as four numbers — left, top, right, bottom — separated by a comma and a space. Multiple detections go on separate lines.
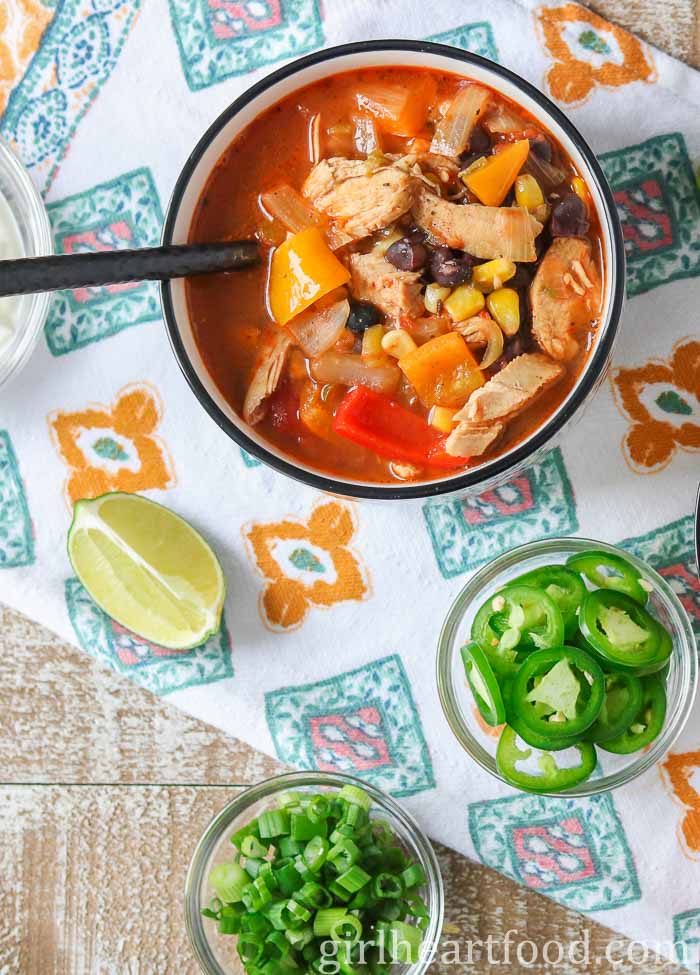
333, 385, 469, 470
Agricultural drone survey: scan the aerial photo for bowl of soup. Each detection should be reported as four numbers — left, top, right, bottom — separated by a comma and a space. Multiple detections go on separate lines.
161, 40, 625, 500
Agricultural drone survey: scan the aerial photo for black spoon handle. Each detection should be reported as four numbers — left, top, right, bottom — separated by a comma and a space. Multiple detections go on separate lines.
0, 241, 261, 297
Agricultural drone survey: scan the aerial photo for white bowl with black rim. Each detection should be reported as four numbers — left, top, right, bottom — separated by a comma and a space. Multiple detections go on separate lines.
161, 40, 625, 502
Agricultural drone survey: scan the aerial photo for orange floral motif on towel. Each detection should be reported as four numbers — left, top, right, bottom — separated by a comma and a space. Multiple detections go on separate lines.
535, 4, 656, 106
244, 500, 371, 632
48, 382, 176, 504
0, 0, 53, 114
610, 338, 700, 474
660, 749, 700, 860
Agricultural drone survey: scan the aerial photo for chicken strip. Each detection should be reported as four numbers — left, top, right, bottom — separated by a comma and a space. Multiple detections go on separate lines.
455, 353, 564, 424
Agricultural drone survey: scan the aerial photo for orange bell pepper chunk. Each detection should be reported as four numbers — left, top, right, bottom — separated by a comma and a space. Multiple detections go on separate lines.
398, 331, 484, 409
465, 139, 531, 207
269, 227, 350, 326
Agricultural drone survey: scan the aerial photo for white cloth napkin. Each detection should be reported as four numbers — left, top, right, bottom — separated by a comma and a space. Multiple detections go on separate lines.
1, 0, 699, 964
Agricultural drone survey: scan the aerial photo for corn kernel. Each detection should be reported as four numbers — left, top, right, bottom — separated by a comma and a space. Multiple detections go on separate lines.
362, 323, 385, 357
487, 288, 521, 336
429, 406, 457, 434
373, 228, 403, 255
424, 282, 451, 314
515, 174, 545, 211
381, 329, 418, 359
443, 284, 486, 321
472, 259, 517, 293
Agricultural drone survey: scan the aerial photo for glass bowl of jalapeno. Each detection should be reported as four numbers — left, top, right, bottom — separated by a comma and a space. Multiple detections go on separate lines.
436, 538, 697, 796
185, 771, 444, 975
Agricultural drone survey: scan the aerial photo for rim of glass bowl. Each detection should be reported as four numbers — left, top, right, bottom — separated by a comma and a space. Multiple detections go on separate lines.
184, 770, 444, 975
436, 537, 698, 798
0, 138, 52, 389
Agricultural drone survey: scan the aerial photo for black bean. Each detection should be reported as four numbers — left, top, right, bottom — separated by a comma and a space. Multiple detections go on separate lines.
385, 237, 428, 272
405, 226, 427, 243
551, 193, 590, 237
492, 334, 526, 372
530, 136, 553, 163
468, 124, 491, 155
508, 264, 534, 290
347, 301, 382, 333
428, 246, 474, 287
458, 152, 487, 171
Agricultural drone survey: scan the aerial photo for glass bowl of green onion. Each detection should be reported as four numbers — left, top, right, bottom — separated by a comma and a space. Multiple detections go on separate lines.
185, 771, 444, 975
436, 537, 697, 797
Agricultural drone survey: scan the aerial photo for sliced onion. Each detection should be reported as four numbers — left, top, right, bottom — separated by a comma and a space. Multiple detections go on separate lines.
309, 113, 321, 164
259, 185, 349, 250
353, 114, 382, 155
455, 316, 504, 369
286, 299, 350, 358
310, 351, 400, 394
522, 152, 566, 192
483, 102, 528, 135
430, 85, 491, 157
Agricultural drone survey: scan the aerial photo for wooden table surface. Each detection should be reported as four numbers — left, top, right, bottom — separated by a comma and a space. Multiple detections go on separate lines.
2, 4, 699, 973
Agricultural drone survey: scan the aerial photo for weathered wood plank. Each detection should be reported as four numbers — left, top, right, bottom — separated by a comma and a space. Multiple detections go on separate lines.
0, 605, 279, 785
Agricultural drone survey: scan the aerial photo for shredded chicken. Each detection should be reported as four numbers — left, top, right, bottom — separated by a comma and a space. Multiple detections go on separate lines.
446, 421, 505, 458
531, 238, 602, 361
349, 251, 424, 320
455, 353, 565, 424
303, 159, 416, 239
412, 185, 542, 262
242, 328, 292, 425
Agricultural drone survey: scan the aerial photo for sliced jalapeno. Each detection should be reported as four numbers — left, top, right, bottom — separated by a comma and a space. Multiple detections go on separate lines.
583, 672, 643, 743
460, 643, 506, 727
511, 646, 605, 740
567, 550, 649, 606
510, 565, 586, 639
579, 590, 668, 669
496, 725, 597, 793
508, 712, 580, 752
471, 585, 564, 677
600, 675, 667, 754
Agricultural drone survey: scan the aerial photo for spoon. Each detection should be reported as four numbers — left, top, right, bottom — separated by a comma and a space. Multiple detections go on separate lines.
0, 240, 260, 297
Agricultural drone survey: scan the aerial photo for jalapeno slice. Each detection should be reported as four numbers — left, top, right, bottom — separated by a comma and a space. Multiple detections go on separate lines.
510, 565, 586, 639
511, 646, 605, 740
471, 585, 564, 677
583, 672, 643, 743
460, 643, 506, 727
600, 676, 667, 754
507, 712, 580, 752
566, 550, 649, 606
496, 725, 597, 793
579, 590, 667, 669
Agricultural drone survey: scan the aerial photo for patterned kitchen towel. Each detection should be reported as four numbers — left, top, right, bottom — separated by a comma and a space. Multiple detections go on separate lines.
1, 0, 699, 963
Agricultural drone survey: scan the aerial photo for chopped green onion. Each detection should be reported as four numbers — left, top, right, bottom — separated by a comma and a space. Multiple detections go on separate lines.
313, 907, 348, 938
274, 862, 303, 896
219, 915, 240, 935
330, 914, 363, 945
242, 835, 269, 858
335, 865, 371, 893
303, 835, 329, 873
278, 837, 304, 859
372, 873, 403, 900
384, 920, 423, 964
231, 821, 261, 850
338, 784, 372, 810
401, 864, 426, 889
245, 858, 263, 879
209, 862, 250, 903
295, 881, 333, 910
264, 902, 287, 932
286, 926, 314, 949
264, 931, 290, 959
308, 795, 331, 822
328, 838, 361, 873
291, 812, 327, 843
238, 934, 265, 964
258, 810, 290, 839
278, 791, 306, 807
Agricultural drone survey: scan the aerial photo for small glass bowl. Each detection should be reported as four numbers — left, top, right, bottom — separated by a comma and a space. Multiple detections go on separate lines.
0, 139, 52, 389
185, 771, 444, 975
436, 537, 698, 797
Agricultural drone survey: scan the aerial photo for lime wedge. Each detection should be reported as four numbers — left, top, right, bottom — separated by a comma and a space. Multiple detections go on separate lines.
67, 492, 225, 650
